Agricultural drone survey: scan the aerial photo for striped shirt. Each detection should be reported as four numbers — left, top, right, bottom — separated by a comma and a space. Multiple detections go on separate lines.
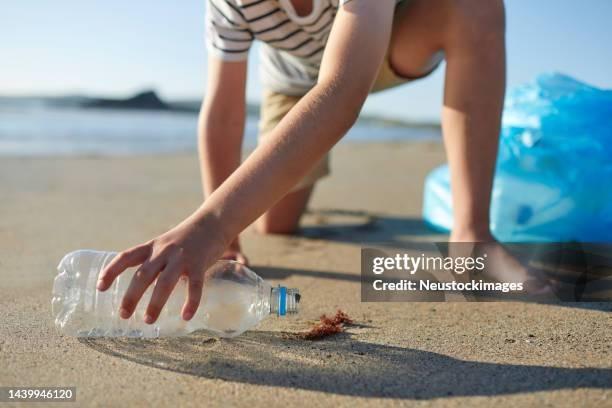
206, 0, 359, 95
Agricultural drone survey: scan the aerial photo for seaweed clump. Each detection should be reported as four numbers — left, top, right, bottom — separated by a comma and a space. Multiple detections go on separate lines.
299, 310, 353, 340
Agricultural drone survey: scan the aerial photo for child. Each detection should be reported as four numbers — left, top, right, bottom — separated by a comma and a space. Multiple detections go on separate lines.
98, 0, 512, 323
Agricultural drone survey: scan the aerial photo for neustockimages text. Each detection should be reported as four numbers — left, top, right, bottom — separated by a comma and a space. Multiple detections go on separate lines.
372, 279, 524, 293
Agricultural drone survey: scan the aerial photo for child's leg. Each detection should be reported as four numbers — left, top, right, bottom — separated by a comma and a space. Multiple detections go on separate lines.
389, 1, 551, 289
388, 0, 506, 241
256, 185, 314, 234
255, 90, 330, 234
440, 1, 506, 242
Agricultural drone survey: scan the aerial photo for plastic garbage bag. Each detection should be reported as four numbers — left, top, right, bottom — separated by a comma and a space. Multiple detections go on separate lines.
423, 73, 612, 242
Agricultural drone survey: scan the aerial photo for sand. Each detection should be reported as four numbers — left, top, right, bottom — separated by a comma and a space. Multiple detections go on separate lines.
1, 142, 610, 407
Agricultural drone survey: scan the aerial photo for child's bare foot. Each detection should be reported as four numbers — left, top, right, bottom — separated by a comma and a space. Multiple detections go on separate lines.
220, 238, 249, 265
450, 230, 555, 295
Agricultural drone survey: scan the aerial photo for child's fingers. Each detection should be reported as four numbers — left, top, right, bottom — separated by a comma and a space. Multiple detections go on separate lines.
182, 273, 204, 321
97, 244, 150, 291
144, 254, 183, 324
119, 258, 165, 319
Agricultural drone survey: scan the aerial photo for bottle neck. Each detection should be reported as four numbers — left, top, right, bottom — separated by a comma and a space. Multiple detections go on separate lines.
270, 286, 300, 316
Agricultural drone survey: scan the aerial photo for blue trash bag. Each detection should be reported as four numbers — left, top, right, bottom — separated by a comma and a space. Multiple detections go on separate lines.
423, 73, 612, 242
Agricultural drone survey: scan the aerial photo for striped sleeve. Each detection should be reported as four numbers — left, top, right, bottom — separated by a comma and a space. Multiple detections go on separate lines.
339, 0, 401, 5
206, 0, 254, 61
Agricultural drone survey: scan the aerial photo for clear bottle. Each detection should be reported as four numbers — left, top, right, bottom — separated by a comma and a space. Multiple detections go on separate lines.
52, 250, 300, 338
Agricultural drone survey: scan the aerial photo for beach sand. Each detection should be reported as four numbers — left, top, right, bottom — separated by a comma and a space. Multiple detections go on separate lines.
1, 142, 610, 407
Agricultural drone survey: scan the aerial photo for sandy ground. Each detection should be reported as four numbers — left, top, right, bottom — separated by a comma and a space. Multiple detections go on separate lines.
1, 142, 611, 407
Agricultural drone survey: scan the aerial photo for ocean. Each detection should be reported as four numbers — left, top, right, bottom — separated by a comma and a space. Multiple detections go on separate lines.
0, 105, 440, 156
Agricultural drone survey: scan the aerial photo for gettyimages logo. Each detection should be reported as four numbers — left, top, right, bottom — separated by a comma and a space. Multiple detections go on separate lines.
371, 253, 487, 275
361, 243, 612, 302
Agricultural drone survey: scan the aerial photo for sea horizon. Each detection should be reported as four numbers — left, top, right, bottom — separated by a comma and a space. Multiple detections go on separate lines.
0, 99, 442, 157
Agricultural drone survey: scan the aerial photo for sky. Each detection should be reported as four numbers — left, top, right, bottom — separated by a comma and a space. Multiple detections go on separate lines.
1, 0, 611, 121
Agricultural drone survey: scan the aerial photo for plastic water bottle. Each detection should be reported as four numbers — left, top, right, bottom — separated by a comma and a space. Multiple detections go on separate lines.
52, 250, 300, 338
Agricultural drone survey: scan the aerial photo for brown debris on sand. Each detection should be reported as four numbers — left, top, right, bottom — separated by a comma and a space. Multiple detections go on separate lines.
298, 310, 354, 340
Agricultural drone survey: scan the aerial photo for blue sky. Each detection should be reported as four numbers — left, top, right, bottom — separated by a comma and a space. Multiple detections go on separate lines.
2, 0, 611, 121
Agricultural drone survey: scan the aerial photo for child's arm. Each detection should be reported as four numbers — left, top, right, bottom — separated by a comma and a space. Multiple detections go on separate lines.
198, 57, 247, 199
98, 0, 397, 323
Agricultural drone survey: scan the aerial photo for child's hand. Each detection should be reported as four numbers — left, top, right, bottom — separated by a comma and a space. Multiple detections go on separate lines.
96, 214, 227, 323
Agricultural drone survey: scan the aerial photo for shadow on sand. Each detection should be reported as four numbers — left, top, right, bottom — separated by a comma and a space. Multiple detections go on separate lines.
300, 208, 439, 248
81, 331, 612, 399
295, 208, 612, 311
255, 265, 362, 283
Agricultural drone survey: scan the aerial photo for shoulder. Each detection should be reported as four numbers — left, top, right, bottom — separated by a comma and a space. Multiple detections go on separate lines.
207, 0, 249, 26
233, 0, 261, 5
207, 0, 271, 21
220, 0, 272, 9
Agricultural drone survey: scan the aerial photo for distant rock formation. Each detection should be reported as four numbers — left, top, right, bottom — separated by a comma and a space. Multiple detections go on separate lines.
0, 90, 441, 129
82, 90, 170, 110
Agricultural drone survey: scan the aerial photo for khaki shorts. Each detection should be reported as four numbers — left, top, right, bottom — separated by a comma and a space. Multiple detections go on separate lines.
259, 46, 444, 192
